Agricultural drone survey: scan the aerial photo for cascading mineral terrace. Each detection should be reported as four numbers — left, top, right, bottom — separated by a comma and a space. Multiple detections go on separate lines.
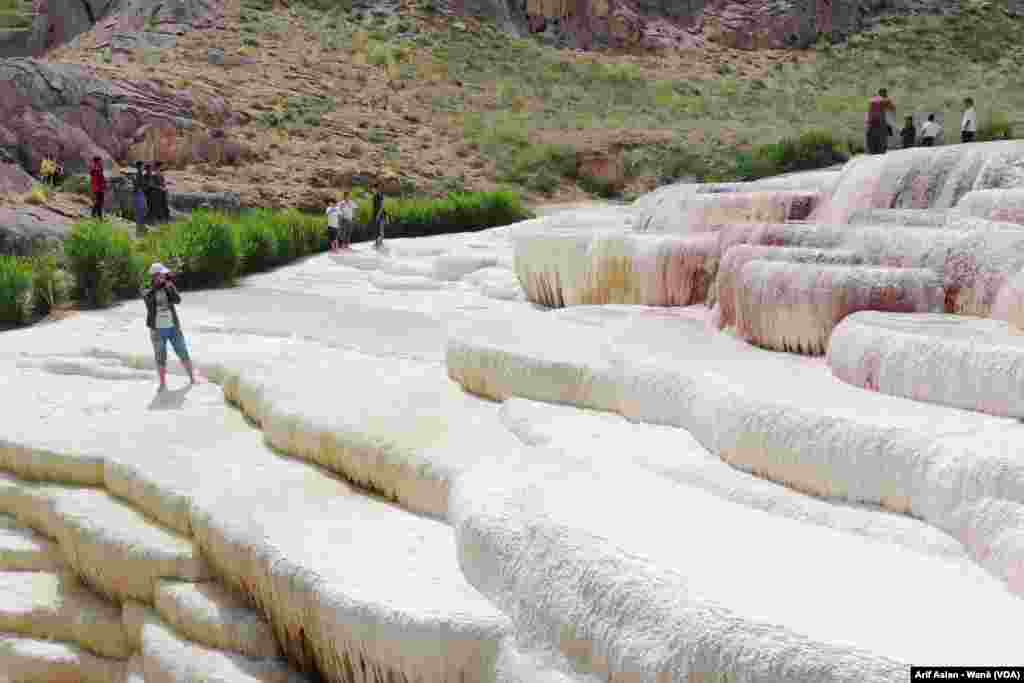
734, 261, 945, 354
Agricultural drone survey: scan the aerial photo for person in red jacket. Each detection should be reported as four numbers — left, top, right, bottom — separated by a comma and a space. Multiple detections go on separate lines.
89, 157, 106, 219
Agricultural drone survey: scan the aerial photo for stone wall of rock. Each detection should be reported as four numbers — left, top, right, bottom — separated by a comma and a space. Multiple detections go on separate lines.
448, 0, 989, 50
0, 59, 250, 177
0, 0, 226, 58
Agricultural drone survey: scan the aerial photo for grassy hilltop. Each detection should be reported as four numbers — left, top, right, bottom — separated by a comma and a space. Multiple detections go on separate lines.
39, 0, 1024, 204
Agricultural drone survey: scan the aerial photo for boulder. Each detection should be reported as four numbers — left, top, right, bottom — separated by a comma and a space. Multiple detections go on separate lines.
0, 59, 249, 175
0, 206, 73, 256
0, 162, 33, 195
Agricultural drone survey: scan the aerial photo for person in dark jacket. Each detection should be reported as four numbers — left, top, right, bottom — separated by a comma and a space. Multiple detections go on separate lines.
371, 184, 386, 250
900, 116, 916, 149
143, 262, 197, 391
151, 161, 170, 222
89, 156, 106, 219
132, 161, 149, 231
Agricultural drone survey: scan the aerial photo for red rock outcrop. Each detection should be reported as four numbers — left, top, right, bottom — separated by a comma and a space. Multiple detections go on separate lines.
0, 58, 250, 175
1, 0, 227, 58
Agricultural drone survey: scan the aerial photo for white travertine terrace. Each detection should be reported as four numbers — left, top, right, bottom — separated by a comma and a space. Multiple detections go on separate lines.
713, 245, 862, 329
993, 269, 1024, 330
943, 229, 1024, 316
8, 146, 1024, 681
451, 453, 1024, 682
811, 140, 1024, 223
512, 228, 718, 307
828, 312, 1024, 418
956, 188, 1024, 225
734, 262, 944, 354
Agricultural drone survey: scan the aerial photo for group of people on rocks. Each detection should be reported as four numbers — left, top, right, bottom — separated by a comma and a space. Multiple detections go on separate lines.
325, 184, 390, 252
865, 90, 978, 154
87, 157, 170, 228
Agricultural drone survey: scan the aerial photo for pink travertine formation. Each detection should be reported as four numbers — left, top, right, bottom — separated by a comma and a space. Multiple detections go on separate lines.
839, 227, 968, 272
943, 230, 1024, 317
956, 189, 1024, 226
812, 141, 1024, 225
714, 245, 862, 330
735, 261, 944, 355
828, 312, 1024, 419
680, 191, 821, 235
513, 230, 718, 308
715, 222, 846, 257
631, 233, 721, 306
992, 271, 1024, 331
846, 208, 951, 228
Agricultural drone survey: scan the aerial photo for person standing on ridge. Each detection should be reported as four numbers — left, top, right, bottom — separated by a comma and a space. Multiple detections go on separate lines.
326, 198, 341, 252
900, 116, 917, 149
920, 114, 942, 147
89, 156, 106, 219
143, 263, 197, 392
961, 97, 977, 144
866, 88, 895, 155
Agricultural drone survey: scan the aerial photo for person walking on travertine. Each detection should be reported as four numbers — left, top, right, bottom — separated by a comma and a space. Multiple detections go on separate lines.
961, 97, 978, 143
866, 88, 895, 155
143, 263, 197, 392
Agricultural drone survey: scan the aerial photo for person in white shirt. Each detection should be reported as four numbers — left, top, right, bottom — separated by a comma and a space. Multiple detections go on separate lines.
326, 200, 341, 252
920, 114, 942, 147
961, 97, 977, 143
338, 192, 357, 250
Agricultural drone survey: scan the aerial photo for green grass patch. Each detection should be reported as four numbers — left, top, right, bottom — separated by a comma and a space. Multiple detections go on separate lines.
0, 255, 33, 326
257, 95, 336, 129
731, 129, 849, 181
0, 0, 31, 29
139, 211, 241, 290
344, 189, 532, 241
0, 252, 71, 327
64, 221, 146, 308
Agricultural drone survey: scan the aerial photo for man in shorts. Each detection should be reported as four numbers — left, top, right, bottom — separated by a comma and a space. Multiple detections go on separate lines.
143, 263, 197, 391
326, 199, 341, 252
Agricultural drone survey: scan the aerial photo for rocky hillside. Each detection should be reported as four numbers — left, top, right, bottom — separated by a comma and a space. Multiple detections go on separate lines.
1, 0, 1023, 231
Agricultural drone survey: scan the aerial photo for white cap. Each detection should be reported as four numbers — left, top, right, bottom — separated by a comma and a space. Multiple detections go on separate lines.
149, 262, 170, 276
